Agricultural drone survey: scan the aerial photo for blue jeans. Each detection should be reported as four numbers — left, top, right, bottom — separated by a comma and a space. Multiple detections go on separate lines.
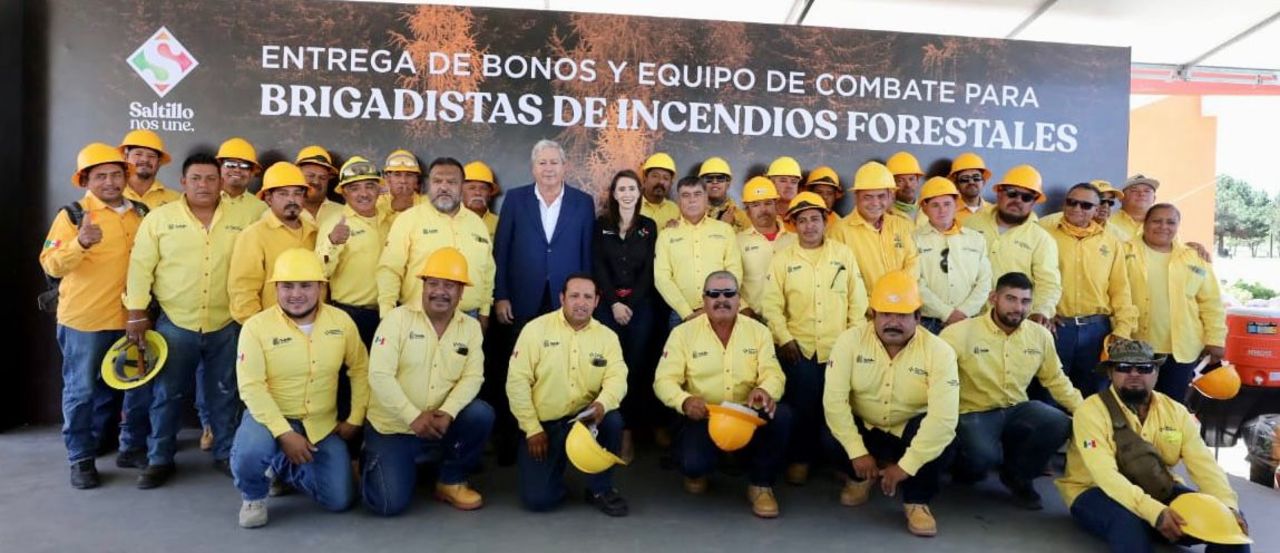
920, 317, 945, 335
147, 315, 240, 465
229, 412, 354, 511
1155, 356, 1200, 405
57, 325, 123, 463
1071, 485, 1250, 553
599, 300, 660, 430
782, 354, 825, 465
953, 400, 1070, 485
517, 411, 624, 511
824, 413, 952, 504
677, 403, 793, 486
1054, 317, 1111, 397
361, 400, 495, 516
118, 384, 153, 453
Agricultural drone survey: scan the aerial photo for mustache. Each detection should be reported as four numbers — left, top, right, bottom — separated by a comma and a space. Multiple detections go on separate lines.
712, 301, 733, 310
881, 327, 904, 334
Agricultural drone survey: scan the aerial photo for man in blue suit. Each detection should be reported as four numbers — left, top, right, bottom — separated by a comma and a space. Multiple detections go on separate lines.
487, 139, 595, 464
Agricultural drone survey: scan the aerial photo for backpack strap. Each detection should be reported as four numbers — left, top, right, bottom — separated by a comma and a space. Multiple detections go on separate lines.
1098, 388, 1133, 431
63, 201, 85, 227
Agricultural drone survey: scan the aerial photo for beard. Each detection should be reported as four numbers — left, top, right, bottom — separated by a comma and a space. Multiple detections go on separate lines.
1118, 386, 1151, 407
997, 210, 1030, 226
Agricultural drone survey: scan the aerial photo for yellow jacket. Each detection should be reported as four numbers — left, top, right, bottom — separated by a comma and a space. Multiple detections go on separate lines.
829, 210, 920, 293
316, 206, 393, 307
964, 209, 1062, 317
824, 324, 959, 475
1048, 221, 1138, 338
761, 241, 868, 362
1039, 211, 1129, 241
1055, 388, 1238, 525
39, 192, 144, 331
125, 198, 257, 333
124, 181, 181, 209
654, 216, 745, 318
301, 200, 345, 231
1121, 240, 1226, 362
940, 314, 1083, 414
221, 191, 268, 221
912, 223, 992, 319
481, 210, 498, 238
227, 212, 317, 324
1108, 211, 1142, 243
954, 200, 992, 225
641, 198, 681, 230
736, 225, 796, 312
376, 203, 494, 317
367, 307, 484, 435
506, 311, 628, 437
709, 199, 751, 232
236, 304, 369, 440
654, 314, 785, 411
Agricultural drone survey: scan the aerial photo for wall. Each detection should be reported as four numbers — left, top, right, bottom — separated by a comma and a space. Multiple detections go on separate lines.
1127, 95, 1217, 247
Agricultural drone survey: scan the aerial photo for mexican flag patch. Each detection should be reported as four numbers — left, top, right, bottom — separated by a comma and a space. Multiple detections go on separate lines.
44, 239, 62, 249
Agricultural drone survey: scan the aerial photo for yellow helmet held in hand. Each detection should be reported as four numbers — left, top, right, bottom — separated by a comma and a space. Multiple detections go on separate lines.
384, 149, 421, 174
102, 330, 168, 390
948, 152, 991, 181
1169, 493, 1251, 545
118, 129, 172, 166
641, 152, 677, 176
851, 161, 895, 192
269, 248, 328, 283
417, 246, 472, 286
786, 191, 828, 221
73, 142, 133, 187
216, 137, 260, 170
886, 151, 923, 176
766, 156, 801, 178
741, 177, 779, 203
337, 156, 383, 190
918, 177, 961, 204
996, 164, 1045, 204
258, 162, 308, 199
869, 271, 922, 314
295, 145, 336, 173
463, 161, 501, 196
698, 156, 732, 178
566, 421, 626, 474
706, 403, 765, 451
1192, 360, 1242, 400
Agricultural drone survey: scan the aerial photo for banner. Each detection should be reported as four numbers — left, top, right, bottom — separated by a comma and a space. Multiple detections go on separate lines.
44, 0, 1130, 212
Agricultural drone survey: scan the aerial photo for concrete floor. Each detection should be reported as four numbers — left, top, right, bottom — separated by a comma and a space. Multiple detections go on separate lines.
1, 426, 1275, 553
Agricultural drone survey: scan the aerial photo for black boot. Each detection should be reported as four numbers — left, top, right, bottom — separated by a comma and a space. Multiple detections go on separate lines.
70, 460, 100, 490
137, 464, 175, 489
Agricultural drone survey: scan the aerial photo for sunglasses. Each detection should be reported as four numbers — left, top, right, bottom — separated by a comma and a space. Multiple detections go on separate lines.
703, 175, 730, 184
703, 288, 738, 299
955, 175, 983, 184
222, 160, 253, 170
939, 247, 950, 274
1112, 363, 1158, 374
1001, 188, 1038, 203
1100, 199, 1116, 207
1064, 198, 1096, 210
340, 162, 381, 180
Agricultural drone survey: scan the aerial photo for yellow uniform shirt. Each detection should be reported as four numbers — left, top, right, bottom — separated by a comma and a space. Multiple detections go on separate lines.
783, 211, 837, 234
376, 203, 494, 317
125, 198, 257, 333
1039, 212, 1129, 241
301, 200, 345, 231
736, 225, 796, 312
761, 241, 868, 362
641, 198, 681, 230
367, 307, 485, 435
940, 314, 1083, 414
221, 191, 269, 221
954, 200, 992, 225
709, 199, 751, 232
1108, 211, 1142, 243
40, 193, 144, 331
481, 210, 498, 238
1048, 222, 1138, 338
1122, 241, 1226, 362
654, 216, 746, 318
964, 209, 1062, 318
123, 181, 181, 209
654, 314, 785, 412
824, 324, 959, 475
227, 213, 318, 324
1055, 388, 1238, 525
316, 206, 393, 307
894, 202, 930, 229
829, 210, 920, 293
506, 310, 628, 437
236, 304, 370, 440
1145, 249, 1173, 353
375, 193, 425, 221
912, 223, 992, 319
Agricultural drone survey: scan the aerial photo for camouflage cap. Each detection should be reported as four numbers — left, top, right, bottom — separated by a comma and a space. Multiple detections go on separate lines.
1098, 339, 1168, 372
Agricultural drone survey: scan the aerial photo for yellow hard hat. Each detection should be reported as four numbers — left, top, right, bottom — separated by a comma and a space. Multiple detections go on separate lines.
383, 149, 421, 174
118, 129, 171, 166
337, 156, 383, 190
706, 403, 765, 451
269, 248, 328, 283
295, 145, 336, 173
463, 160, 501, 196
886, 151, 923, 176
101, 330, 168, 391
918, 176, 961, 204
641, 152, 677, 176
1193, 361, 1242, 400
869, 271, 922, 314
805, 165, 841, 188
766, 156, 801, 178
417, 246, 472, 286
698, 156, 732, 178
216, 137, 260, 170
949, 152, 991, 181
257, 162, 308, 199
741, 176, 779, 203
1169, 493, 1251, 545
786, 191, 828, 221
73, 142, 133, 187
996, 164, 1046, 204
851, 161, 895, 191
566, 421, 626, 474
1091, 179, 1124, 200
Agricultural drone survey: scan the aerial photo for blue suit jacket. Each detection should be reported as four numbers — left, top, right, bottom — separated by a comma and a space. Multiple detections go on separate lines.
494, 183, 595, 320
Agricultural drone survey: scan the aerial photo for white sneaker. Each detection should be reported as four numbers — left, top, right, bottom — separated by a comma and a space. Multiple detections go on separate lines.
239, 499, 268, 528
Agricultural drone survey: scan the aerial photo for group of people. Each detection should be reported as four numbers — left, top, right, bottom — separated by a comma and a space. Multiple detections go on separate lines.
40, 129, 1251, 552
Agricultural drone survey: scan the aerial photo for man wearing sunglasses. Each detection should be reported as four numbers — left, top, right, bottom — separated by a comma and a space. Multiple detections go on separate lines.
216, 137, 268, 220
1046, 183, 1138, 397
947, 152, 992, 225
654, 270, 790, 518
654, 176, 748, 327
699, 156, 750, 232
1040, 180, 1126, 238
830, 161, 920, 295
964, 164, 1061, 331
1056, 339, 1249, 552
913, 177, 991, 335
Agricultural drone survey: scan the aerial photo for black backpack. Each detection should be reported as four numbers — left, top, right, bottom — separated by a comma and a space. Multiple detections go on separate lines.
38, 201, 149, 314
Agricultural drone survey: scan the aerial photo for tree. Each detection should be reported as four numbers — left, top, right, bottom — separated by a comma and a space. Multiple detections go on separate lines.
1214, 174, 1272, 257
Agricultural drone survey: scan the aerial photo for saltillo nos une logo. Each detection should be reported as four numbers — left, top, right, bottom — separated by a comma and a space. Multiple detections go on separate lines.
127, 27, 198, 98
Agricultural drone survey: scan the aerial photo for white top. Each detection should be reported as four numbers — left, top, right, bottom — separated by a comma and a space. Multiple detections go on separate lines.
534, 184, 564, 243
297, 323, 314, 336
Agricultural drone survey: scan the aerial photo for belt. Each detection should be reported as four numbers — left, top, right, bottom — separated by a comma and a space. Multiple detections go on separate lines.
332, 301, 379, 312
1058, 314, 1109, 326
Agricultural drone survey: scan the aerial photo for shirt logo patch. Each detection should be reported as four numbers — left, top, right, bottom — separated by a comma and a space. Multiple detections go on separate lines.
408, 331, 425, 340
167, 223, 188, 230
271, 336, 292, 346
324, 329, 343, 336
422, 228, 439, 235
908, 366, 928, 377
237, 352, 245, 363
225, 224, 245, 232
43, 239, 62, 249
375, 336, 387, 346
972, 346, 990, 355
1023, 348, 1041, 356
1099, 244, 1110, 257
542, 340, 560, 348
742, 348, 758, 355
692, 350, 708, 359
1188, 265, 1206, 276
1082, 439, 1098, 449
787, 264, 803, 274
855, 355, 875, 364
